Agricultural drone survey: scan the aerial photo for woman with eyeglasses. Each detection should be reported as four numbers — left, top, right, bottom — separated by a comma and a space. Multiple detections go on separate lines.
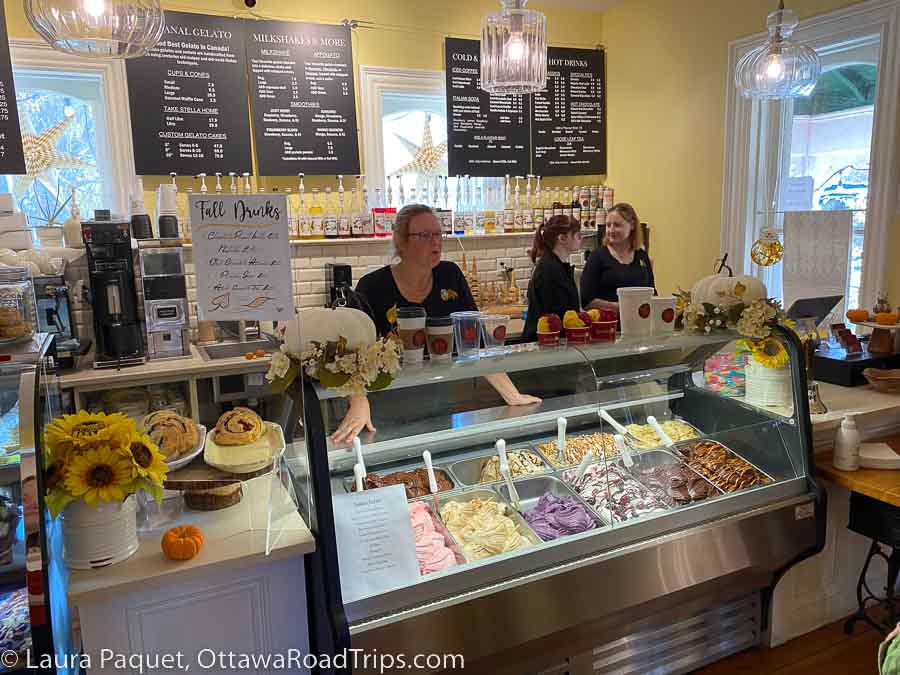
331, 204, 541, 443
522, 215, 584, 342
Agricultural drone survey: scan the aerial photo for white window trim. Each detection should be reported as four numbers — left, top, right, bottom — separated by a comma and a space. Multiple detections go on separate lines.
8, 38, 136, 217
721, 0, 900, 307
359, 65, 445, 192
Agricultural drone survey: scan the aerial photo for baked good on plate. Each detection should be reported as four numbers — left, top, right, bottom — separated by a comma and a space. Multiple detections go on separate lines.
214, 407, 264, 446
142, 410, 200, 461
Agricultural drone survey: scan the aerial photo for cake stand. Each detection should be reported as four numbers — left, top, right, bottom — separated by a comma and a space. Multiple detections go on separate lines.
849, 320, 900, 355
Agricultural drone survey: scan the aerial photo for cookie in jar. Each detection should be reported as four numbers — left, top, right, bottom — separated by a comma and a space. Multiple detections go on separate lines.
0, 267, 35, 341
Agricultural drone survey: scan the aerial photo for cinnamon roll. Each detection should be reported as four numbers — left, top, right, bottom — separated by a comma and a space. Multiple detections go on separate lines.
142, 410, 200, 461
214, 407, 265, 446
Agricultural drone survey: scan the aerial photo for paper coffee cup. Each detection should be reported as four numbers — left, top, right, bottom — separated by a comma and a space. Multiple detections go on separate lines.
426, 316, 454, 361
397, 306, 427, 363
617, 287, 653, 338
651, 296, 676, 335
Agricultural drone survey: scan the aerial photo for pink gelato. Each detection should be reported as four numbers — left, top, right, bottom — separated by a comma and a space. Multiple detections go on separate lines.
408, 502, 459, 574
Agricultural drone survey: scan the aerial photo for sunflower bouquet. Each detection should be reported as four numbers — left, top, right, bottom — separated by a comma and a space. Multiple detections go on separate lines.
43, 411, 169, 518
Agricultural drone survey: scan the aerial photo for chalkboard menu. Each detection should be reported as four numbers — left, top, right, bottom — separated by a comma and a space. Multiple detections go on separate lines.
532, 47, 605, 176
445, 37, 530, 178
0, 2, 24, 174
126, 11, 252, 176
246, 21, 360, 176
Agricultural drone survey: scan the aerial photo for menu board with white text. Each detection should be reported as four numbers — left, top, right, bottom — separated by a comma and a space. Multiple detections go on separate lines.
0, 2, 24, 174
126, 11, 252, 176
246, 21, 360, 176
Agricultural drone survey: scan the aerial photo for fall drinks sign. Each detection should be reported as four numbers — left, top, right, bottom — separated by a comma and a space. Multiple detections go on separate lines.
191, 194, 295, 321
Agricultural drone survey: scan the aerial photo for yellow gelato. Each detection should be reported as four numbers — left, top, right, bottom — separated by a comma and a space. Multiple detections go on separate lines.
439, 499, 531, 560
563, 310, 587, 329
625, 420, 700, 449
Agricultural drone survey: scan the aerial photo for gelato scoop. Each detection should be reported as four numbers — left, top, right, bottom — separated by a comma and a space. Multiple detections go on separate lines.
479, 450, 545, 483
538, 432, 619, 468
408, 502, 459, 575
439, 499, 531, 560
537, 313, 562, 334
563, 310, 588, 329
564, 463, 668, 523
356, 468, 454, 499
523, 492, 597, 541
677, 440, 771, 493
625, 420, 701, 449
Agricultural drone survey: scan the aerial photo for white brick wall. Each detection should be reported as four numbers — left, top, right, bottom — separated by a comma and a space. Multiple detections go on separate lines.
69, 233, 593, 344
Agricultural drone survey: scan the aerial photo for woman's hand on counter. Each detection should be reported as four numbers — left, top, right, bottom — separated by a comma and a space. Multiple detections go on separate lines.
503, 392, 543, 407
585, 299, 619, 311
484, 373, 542, 408
331, 394, 376, 444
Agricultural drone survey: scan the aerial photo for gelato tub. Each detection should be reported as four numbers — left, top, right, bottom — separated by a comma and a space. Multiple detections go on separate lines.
495, 475, 604, 541
626, 450, 722, 506
437, 490, 540, 561
449, 448, 549, 486
536, 431, 619, 468
624, 419, 702, 449
563, 462, 669, 524
675, 440, 772, 493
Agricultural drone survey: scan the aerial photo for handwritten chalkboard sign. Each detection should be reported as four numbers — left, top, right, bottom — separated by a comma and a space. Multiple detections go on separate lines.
246, 21, 360, 176
445, 37, 530, 178
531, 47, 605, 176
190, 194, 294, 321
126, 11, 252, 176
0, 2, 24, 174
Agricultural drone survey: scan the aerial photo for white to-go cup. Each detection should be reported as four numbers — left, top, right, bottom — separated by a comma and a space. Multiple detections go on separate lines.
396, 306, 427, 364
617, 286, 654, 337
651, 296, 677, 335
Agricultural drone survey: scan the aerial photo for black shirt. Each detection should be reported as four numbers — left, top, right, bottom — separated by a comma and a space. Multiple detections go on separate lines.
523, 252, 580, 342
580, 246, 655, 305
353, 261, 477, 337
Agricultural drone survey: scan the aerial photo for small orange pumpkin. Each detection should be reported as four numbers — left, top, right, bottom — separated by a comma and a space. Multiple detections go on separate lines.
161, 525, 205, 561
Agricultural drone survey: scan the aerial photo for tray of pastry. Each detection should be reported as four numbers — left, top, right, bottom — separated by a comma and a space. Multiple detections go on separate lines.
433, 489, 541, 562
204, 407, 285, 475
533, 430, 620, 469
447, 446, 551, 487
494, 475, 608, 540
623, 449, 723, 507
669, 439, 773, 494
342, 458, 457, 499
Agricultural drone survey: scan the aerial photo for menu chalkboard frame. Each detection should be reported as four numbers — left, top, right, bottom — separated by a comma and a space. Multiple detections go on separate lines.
0, 1, 25, 175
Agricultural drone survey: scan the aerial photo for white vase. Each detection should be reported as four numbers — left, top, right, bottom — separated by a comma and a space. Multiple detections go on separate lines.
60, 495, 139, 569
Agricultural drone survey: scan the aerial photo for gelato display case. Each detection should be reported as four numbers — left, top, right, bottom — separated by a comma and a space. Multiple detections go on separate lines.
293, 326, 823, 674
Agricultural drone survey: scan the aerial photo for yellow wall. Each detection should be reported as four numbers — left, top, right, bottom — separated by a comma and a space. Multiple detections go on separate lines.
600, 0, 869, 296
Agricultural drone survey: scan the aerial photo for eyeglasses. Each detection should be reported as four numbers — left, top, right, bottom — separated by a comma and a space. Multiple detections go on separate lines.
408, 232, 443, 241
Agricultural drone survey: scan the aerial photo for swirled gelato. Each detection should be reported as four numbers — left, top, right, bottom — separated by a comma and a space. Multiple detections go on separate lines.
538, 432, 619, 468
408, 502, 458, 575
677, 440, 771, 493
632, 464, 717, 506
523, 492, 597, 541
564, 463, 668, 523
479, 450, 545, 483
439, 499, 531, 560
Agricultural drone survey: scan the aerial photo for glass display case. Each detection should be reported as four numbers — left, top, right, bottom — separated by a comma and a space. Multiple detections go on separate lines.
293, 327, 823, 674
0, 345, 74, 673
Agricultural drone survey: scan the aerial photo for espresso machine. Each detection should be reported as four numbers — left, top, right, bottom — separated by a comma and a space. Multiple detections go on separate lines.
325, 263, 352, 307
138, 243, 190, 360
82, 216, 145, 368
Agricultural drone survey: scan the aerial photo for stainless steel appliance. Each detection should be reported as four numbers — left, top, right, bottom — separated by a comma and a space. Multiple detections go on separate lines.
293, 327, 824, 674
32, 275, 81, 368
82, 217, 145, 369
138, 244, 190, 360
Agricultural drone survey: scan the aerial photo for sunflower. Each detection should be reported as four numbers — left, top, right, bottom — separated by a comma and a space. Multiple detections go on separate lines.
64, 445, 134, 507
752, 338, 789, 369
46, 411, 133, 454
121, 434, 168, 484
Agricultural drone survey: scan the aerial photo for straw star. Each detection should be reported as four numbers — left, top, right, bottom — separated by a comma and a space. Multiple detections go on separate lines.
392, 114, 447, 176
14, 114, 92, 198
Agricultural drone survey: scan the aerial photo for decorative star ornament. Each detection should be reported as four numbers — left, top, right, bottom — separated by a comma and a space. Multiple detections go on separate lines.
392, 114, 448, 176
14, 114, 92, 199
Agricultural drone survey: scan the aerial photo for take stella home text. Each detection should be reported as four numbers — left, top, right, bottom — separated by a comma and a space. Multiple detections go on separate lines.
193, 198, 282, 224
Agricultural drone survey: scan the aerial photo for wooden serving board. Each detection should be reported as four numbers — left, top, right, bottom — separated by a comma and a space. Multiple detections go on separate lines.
163, 456, 273, 491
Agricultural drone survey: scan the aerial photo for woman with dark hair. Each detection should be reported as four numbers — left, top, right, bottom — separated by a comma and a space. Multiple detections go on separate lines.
580, 203, 655, 311
331, 204, 541, 443
522, 215, 583, 342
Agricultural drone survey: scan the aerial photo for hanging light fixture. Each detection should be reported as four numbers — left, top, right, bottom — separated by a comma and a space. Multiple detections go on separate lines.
734, 0, 821, 99
480, 0, 547, 95
25, 0, 165, 59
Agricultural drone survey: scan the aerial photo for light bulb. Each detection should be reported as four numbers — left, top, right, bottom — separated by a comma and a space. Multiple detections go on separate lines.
82, 0, 105, 18
765, 53, 785, 80
506, 33, 525, 61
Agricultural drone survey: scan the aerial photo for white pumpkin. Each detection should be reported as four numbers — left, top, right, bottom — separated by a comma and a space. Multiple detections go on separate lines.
284, 307, 377, 354
690, 273, 767, 308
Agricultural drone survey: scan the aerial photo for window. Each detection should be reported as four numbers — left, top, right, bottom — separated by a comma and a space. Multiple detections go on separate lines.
3, 40, 135, 232
722, 2, 900, 312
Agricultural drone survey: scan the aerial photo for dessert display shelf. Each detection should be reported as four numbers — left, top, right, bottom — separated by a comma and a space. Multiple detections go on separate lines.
293, 326, 824, 674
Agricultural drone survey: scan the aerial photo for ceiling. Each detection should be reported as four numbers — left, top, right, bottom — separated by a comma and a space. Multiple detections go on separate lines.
536, 0, 623, 12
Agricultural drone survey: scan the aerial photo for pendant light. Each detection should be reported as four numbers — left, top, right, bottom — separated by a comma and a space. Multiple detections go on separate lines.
734, 1, 821, 99
25, 0, 165, 59
480, 0, 548, 95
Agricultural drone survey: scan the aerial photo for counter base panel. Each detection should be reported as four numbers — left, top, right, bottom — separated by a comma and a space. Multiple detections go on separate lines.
348, 497, 815, 673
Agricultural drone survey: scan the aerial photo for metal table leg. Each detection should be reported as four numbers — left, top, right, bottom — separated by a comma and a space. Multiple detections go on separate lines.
845, 540, 894, 635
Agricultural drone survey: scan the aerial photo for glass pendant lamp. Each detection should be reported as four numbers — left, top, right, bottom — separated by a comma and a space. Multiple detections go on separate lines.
734, 1, 821, 99
480, 0, 547, 95
25, 0, 165, 58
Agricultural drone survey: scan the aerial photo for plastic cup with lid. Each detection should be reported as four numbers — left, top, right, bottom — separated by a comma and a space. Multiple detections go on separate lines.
450, 311, 482, 361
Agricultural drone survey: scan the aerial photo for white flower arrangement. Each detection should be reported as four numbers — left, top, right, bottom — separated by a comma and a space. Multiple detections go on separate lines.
675, 290, 784, 339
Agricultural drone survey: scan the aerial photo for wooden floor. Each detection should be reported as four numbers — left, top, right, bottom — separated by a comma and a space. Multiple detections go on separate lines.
694, 614, 884, 675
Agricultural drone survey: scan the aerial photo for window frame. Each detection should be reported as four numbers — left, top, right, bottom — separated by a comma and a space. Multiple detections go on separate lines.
359, 65, 445, 193
721, 0, 900, 309
8, 38, 136, 218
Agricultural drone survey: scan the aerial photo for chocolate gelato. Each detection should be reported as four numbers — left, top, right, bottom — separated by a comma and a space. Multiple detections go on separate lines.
356, 468, 455, 499
677, 440, 770, 493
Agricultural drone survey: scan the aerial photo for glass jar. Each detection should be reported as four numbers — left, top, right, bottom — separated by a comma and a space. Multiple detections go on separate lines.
0, 267, 36, 342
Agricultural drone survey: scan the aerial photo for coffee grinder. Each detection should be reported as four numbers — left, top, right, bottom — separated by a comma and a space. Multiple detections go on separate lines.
325, 263, 352, 307
82, 215, 145, 368
138, 243, 190, 360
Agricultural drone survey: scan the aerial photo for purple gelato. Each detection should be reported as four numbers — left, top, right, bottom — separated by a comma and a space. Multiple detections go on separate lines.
523, 492, 597, 541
